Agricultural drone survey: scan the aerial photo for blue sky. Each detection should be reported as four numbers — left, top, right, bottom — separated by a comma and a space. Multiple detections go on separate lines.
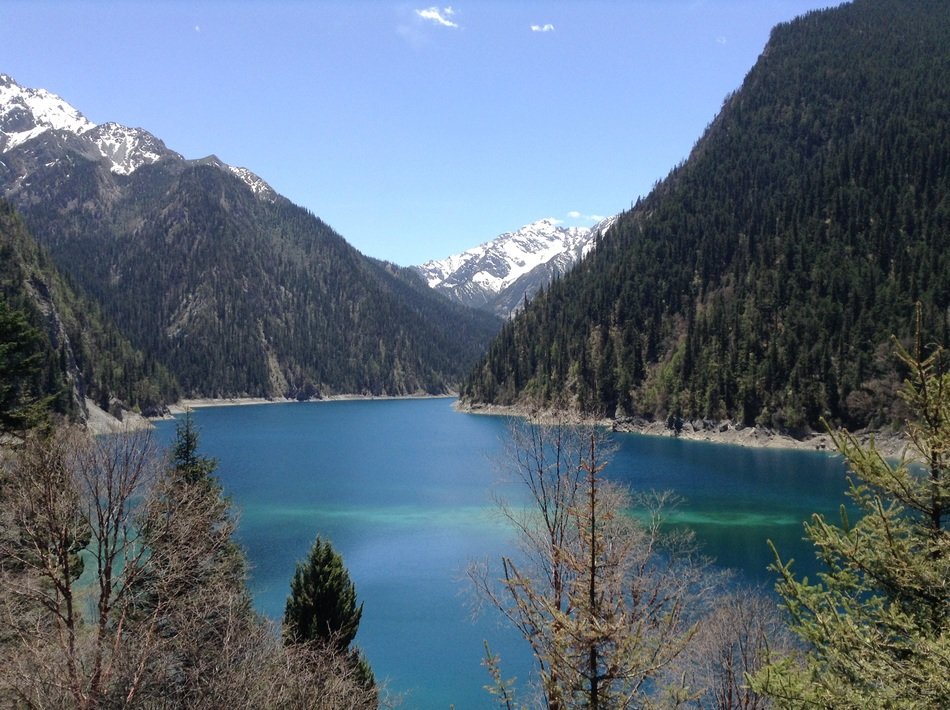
2, 1, 843, 265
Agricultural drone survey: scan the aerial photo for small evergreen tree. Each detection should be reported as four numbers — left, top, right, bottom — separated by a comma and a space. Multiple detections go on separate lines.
284, 537, 362, 649
754, 320, 950, 708
284, 536, 375, 693
172, 410, 217, 484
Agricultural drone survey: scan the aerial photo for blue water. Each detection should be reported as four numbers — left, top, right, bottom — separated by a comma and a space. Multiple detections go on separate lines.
153, 398, 848, 708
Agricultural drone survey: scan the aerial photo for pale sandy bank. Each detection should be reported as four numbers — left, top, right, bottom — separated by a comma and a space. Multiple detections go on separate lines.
84, 398, 154, 435
458, 402, 912, 460
166, 393, 455, 415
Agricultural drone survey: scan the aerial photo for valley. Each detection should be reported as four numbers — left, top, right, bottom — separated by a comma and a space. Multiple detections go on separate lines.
1, 1, 948, 707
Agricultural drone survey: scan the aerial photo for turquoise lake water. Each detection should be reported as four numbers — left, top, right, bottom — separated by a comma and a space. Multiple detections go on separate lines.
153, 398, 848, 709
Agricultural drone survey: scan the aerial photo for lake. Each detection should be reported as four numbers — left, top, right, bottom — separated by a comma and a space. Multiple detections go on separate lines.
153, 398, 848, 708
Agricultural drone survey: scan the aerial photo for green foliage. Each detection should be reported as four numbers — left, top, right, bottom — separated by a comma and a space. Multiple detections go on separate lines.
0, 200, 179, 419
463, 0, 950, 432
284, 536, 363, 651
0, 299, 50, 434
171, 410, 218, 485
754, 325, 950, 708
284, 535, 376, 693
1, 151, 501, 398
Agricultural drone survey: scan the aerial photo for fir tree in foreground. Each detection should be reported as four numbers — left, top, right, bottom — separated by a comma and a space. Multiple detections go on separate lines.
755, 316, 950, 708
285, 535, 377, 695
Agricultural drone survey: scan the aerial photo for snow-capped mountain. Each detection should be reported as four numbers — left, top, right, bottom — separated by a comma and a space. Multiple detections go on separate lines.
416, 216, 617, 318
0, 73, 273, 195
0, 75, 93, 150
0, 74, 503, 402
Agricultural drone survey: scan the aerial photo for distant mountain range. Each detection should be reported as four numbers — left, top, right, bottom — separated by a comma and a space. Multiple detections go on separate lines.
0, 74, 272, 192
463, 0, 950, 433
0, 73, 502, 405
414, 217, 616, 318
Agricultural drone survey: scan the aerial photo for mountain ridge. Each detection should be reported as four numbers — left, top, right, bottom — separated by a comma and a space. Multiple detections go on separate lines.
415, 216, 616, 318
0, 73, 272, 195
0, 74, 502, 401
462, 0, 950, 432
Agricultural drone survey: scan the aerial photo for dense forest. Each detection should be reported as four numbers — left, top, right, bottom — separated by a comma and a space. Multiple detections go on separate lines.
0, 143, 501, 400
0, 201, 177, 420
462, 0, 950, 433
3, 281, 949, 707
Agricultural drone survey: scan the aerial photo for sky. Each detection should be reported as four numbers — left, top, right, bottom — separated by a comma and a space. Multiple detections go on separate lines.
2, 1, 844, 266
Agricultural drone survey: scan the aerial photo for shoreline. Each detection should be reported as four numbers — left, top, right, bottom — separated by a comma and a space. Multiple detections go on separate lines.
163, 392, 456, 415
458, 402, 911, 459
150, 394, 909, 459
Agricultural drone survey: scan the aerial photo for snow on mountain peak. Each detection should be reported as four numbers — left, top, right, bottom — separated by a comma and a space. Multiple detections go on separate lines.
0, 74, 175, 176
415, 216, 612, 317
87, 122, 182, 175
0, 74, 95, 152
0, 74, 274, 198
420, 217, 593, 288
226, 165, 276, 200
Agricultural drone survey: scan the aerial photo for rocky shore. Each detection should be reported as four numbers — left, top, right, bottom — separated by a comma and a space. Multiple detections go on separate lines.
131, 394, 911, 460
458, 402, 911, 460
84, 398, 153, 435
167, 392, 454, 414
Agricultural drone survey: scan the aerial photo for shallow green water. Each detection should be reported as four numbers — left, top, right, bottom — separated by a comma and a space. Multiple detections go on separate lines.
154, 398, 847, 708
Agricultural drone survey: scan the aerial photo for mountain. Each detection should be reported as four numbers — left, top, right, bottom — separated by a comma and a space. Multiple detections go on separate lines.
0, 74, 501, 399
0, 200, 178, 423
0, 74, 274, 191
462, 0, 950, 433
415, 217, 615, 318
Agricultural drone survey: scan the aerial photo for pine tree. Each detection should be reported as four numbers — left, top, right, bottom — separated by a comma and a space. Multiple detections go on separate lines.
284, 537, 362, 649
0, 299, 50, 434
171, 410, 217, 484
754, 319, 950, 708
284, 536, 375, 693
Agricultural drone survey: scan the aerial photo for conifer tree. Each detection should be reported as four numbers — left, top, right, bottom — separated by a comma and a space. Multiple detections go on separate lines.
755, 319, 950, 708
284, 537, 362, 649
0, 300, 50, 435
284, 536, 375, 693
171, 410, 217, 484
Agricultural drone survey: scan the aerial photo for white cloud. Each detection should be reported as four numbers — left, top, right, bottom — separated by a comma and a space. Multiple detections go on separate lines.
716, 35, 728, 45
417, 6, 459, 28
530, 23, 555, 33
567, 211, 606, 222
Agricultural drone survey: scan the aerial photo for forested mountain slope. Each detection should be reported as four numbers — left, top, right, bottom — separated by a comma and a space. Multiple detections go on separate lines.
0, 76, 501, 399
462, 0, 950, 432
0, 201, 177, 420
